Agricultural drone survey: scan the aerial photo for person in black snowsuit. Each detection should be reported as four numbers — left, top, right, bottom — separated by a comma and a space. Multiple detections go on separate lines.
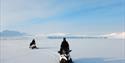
59, 38, 73, 63
59, 38, 70, 54
29, 39, 37, 49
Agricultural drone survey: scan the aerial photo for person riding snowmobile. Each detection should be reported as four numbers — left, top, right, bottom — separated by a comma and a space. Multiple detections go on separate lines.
59, 38, 70, 54
29, 39, 38, 49
58, 38, 73, 63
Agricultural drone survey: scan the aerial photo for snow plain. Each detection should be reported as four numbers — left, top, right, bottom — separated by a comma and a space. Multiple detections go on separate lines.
0, 38, 125, 63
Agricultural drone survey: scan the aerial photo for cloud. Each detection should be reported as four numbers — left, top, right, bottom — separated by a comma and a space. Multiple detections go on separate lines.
1, 0, 122, 26
1, 0, 55, 25
102, 32, 125, 39
1, 0, 124, 34
1, 0, 67, 30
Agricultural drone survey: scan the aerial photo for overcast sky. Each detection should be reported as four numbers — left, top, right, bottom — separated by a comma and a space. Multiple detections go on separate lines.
0, 0, 125, 35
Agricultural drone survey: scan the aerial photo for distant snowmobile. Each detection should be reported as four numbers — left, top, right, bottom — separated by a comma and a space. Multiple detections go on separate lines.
29, 39, 38, 49
29, 44, 38, 49
58, 50, 73, 63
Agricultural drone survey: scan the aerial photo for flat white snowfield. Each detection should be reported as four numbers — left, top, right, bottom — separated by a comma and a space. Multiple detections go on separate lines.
0, 39, 125, 63
0, 39, 60, 63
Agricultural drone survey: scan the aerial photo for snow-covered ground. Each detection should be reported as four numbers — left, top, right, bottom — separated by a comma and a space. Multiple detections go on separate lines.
0, 38, 125, 63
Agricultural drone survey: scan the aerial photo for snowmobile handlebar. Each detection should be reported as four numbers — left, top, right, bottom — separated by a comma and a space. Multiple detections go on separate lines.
58, 50, 72, 54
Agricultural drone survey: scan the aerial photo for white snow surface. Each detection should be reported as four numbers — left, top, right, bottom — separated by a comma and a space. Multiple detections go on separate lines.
0, 38, 125, 63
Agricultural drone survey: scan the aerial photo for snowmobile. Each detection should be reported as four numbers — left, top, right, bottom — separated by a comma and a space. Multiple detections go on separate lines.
58, 50, 73, 63
29, 44, 38, 49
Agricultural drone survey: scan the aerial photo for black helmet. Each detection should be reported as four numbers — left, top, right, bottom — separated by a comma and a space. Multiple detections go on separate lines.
63, 37, 66, 41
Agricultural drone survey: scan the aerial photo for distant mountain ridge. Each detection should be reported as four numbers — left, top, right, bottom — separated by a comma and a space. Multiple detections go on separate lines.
45, 32, 125, 39
0, 30, 26, 37
0, 30, 124, 39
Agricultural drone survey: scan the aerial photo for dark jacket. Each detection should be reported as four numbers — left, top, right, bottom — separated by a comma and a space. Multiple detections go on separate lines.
60, 38, 69, 52
30, 39, 36, 46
